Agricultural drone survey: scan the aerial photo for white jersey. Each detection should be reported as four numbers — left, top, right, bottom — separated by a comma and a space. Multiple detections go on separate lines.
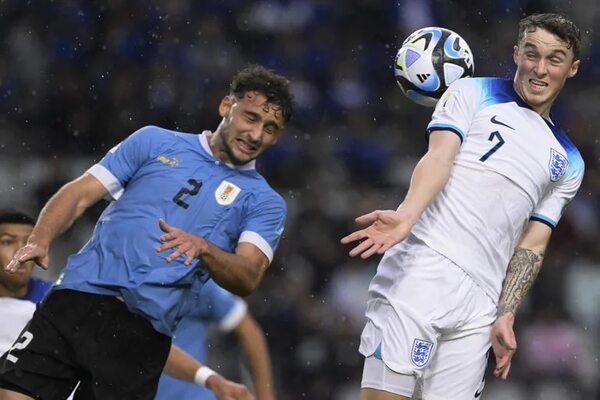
0, 297, 36, 355
405, 77, 583, 302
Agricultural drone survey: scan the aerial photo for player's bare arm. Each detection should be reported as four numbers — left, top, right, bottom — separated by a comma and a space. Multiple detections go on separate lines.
164, 345, 254, 400
235, 315, 275, 400
156, 219, 269, 296
341, 130, 460, 258
5, 173, 108, 273
492, 220, 552, 380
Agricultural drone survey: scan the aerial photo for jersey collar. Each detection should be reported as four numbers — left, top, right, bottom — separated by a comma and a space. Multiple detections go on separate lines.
198, 131, 256, 171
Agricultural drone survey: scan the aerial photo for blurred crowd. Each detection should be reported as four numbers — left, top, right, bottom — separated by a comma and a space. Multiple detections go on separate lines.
0, 1, 599, 399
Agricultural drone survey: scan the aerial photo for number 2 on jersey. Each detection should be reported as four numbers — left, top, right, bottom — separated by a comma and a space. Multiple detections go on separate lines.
172, 179, 202, 209
479, 131, 505, 162
7, 330, 33, 363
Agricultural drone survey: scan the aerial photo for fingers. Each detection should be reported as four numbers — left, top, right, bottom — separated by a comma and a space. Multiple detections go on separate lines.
501, 362, 511, 379
157, 236, 195, 265
39, 255, 50, 270
6, 247, 39, 273
340, 230, 366, 245
494, 359, 512, 380
354, 211, 378, 225
348, 238, 373, 257
156, 238, 181, 252
5, 259, 21, 273
359, 242, 384, 259
158, 218, 172, 233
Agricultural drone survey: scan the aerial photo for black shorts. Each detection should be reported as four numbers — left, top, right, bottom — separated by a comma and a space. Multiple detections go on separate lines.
0, 289, 171, 400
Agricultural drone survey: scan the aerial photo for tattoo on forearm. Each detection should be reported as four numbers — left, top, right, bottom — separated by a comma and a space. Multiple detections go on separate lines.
497, 247, 544, 317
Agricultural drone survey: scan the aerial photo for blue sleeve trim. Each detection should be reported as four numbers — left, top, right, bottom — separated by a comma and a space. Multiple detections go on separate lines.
530, 213, 557, 229
426, 124, 464, 144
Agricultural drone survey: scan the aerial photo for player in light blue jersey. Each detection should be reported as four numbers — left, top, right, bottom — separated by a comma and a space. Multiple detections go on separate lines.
157, 279, 275, 400
0, 65, 293, 400
342, 13, 584, 400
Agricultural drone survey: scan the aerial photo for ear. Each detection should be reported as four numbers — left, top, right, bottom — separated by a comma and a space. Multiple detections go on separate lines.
513, 45, 519, 65
568, 59, 580, 78
218, 96, 234, 118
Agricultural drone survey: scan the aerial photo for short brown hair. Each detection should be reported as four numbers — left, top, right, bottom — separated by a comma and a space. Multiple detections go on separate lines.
230, 65, 295, 122
518, 13, 581, 60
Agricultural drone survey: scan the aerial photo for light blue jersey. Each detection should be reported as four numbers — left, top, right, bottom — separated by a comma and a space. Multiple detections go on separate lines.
55, 126, 286, 335
155, 279, 247, 400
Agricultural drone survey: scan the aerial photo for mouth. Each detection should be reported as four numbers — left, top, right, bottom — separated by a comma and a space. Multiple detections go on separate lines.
529, 79, 548, 89
235, 138, 258, 155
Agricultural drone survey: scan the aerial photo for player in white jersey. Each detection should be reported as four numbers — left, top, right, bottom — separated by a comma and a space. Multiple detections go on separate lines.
342, 13, 583, 400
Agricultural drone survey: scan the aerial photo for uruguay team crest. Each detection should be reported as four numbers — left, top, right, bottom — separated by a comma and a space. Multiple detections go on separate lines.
411, 338, 433, 367
549, 148, 568, 182
215, 180, 241, 205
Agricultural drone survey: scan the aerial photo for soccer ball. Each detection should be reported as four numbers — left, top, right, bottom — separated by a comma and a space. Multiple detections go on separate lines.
394, 27, 474, 107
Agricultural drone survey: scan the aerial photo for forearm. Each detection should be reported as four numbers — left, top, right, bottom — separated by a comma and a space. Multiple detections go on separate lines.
201, 243, 266, 297
398, 151, 454, 221
237, 318, 275, 400
164, 345, 203, 382
29, 178, 98, 247
497, 247, 544, 317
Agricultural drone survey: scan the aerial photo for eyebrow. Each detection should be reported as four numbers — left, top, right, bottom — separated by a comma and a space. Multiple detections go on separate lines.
523, 43, 567, 57
243, 110, 282, 131
0, 233, 17, 239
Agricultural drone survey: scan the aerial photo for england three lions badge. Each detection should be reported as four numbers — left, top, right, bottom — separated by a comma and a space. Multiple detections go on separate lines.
549, 148, 568, 182
215, 181, 241, 205
411, 338, 434, 367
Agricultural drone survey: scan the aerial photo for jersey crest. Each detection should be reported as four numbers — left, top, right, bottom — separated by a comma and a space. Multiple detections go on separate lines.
215, 180, 241, 205
549, 148, 568, 182
411, 338, 433, 367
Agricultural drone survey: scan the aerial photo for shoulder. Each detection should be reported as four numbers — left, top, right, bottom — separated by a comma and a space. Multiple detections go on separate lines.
246, 177, 287, 211
120, 126, 202, 153
127, 125, 202, 145
551, 125, 585, 180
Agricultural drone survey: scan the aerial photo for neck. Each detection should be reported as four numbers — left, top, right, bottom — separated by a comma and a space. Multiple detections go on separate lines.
512, 81, 553, 119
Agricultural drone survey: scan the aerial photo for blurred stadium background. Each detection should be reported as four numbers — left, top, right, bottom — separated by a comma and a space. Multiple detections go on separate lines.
0, 1, 598, 399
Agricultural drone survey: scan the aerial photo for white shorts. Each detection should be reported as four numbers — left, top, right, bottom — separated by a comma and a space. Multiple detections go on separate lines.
360, 235, 495, 399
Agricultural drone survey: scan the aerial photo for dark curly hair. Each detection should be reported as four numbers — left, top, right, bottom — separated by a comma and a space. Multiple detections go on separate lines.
229, 65, 295, 122
0, 209, 35, 226
518, 13, 581, 60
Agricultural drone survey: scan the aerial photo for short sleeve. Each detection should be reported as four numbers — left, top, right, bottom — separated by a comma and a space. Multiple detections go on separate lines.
531, 154, 585, 228
238, 192, 287, 263
86, 126, 168, 200
427, 78, 482, 143
201, 280, 247, 332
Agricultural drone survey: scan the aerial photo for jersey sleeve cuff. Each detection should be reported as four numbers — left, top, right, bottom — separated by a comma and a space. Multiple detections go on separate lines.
86, 164, 124, 200
426, 123, 465, 143
238, 231, 274, 263
218, 299, 247, 332
530, 213, 557, 229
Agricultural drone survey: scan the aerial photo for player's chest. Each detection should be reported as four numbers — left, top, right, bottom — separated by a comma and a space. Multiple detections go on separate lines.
464, 110, 569, 185
129, 155, 249, 214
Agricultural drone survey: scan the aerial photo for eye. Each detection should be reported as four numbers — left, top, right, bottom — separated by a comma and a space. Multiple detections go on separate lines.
0, 239, 15, 246
264, 126, 277, 135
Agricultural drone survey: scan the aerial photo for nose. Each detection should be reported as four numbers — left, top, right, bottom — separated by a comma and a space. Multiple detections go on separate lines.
247, 124, 263, 143
533, 58, 547, 76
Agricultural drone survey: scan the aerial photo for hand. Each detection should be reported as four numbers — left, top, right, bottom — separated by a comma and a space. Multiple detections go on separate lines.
156, 219, 207, 266
491, 313, 517, 380
340, 209, 413, 258
5, 243, 49, 273
207, 374, 255, 400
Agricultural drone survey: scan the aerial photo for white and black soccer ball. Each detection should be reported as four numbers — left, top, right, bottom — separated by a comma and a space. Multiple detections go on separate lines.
394, 27, 474, 107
